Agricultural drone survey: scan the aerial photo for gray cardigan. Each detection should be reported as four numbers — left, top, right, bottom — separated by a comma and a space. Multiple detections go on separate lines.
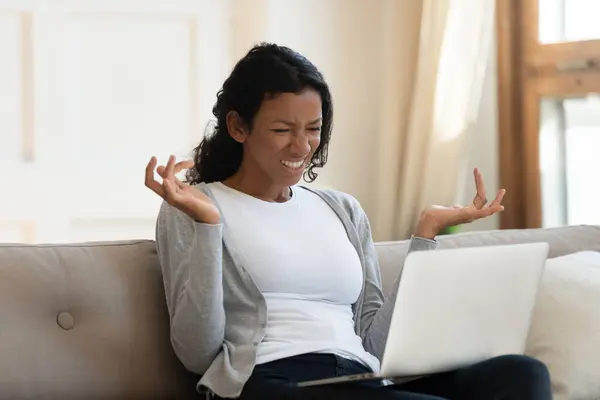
155, 183, 438, 398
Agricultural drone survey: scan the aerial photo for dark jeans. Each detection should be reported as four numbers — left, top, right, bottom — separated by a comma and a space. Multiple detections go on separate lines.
216, 353, 552, 400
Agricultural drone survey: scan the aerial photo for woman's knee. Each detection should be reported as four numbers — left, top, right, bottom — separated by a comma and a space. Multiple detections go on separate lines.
488, 354, 550, 382
460, 355, 552, 399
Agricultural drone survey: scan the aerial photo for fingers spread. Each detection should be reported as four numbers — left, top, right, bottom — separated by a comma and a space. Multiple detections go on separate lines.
146, 155, 192, 203
175, 160, 194, 172
144, 156, 165, 198
144, 156, 156, 185
472, 168, 488, 208
165, 155, 176, 180
490, 189, 506, 207
157, 164, 188, 190
163, 160, 194, 176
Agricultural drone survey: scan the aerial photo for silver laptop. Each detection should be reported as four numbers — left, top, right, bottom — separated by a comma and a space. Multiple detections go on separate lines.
297, 242, 549, 387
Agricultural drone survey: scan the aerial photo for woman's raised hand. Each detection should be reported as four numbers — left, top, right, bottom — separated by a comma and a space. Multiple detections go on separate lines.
415, 168, 505, 239
145, 155, 220, 224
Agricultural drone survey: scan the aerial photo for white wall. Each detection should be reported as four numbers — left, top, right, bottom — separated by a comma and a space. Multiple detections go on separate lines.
0, 1, 230, 243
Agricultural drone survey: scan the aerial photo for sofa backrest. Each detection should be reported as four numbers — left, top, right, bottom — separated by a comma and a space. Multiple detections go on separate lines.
375, 225, 600, 295
0, 241, 198, 400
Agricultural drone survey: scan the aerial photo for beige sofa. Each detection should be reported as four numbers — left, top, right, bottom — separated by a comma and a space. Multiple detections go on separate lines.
1, 225, 599, 399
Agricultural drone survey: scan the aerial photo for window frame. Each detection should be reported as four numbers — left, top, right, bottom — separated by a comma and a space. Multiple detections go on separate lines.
496, 0, 600, 229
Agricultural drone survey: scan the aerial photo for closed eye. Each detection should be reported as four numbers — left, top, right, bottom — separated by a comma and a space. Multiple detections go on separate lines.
270, 127, 321, 134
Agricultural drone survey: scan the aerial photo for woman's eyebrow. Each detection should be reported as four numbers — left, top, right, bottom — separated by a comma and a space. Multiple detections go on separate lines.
272, 118, 322, 125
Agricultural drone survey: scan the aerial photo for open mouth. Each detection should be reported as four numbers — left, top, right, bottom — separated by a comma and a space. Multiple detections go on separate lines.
280, 159, 305, 171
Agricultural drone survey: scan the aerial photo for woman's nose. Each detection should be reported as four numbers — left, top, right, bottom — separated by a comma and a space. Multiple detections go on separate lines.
290, 133, 311, 155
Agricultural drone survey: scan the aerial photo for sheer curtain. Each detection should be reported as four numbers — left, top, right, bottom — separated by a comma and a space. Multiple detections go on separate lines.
373, 0, 496, 240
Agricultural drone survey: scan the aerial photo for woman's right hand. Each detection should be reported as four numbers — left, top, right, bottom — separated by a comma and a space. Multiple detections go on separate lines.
145, 155, 221, 225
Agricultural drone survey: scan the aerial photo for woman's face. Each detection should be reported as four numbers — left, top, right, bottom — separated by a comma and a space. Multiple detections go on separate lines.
238, 88, 323, 187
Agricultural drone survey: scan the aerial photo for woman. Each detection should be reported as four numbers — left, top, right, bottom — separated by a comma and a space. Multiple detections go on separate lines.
145, 43, 551, 399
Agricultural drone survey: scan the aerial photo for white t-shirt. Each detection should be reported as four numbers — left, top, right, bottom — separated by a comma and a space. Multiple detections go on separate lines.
208, 182, 380, 372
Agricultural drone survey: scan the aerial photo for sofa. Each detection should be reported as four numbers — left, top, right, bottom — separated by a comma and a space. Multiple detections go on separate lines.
1, 225, 599, 399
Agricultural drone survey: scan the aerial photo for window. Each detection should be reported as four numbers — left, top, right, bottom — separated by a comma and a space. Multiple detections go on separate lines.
539, 0, 600, 44
496, 0, 600, 229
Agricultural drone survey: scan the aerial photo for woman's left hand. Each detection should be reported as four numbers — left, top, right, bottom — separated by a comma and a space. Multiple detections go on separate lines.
414, 168, 505, 240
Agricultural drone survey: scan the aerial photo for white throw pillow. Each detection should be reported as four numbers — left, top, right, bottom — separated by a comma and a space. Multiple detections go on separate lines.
525, 251, 600, 400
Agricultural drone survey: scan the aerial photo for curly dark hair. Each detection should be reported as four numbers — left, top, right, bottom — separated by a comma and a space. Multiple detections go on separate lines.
185, 42, 333, 185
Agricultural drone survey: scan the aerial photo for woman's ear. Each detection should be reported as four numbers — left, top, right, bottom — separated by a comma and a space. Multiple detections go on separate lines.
226, 111, 248, 143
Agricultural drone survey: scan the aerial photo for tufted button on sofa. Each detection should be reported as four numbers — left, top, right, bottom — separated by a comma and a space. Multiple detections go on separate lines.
0, 240, 198, 399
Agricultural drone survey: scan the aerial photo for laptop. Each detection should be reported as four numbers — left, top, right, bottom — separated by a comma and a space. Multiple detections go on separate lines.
297, 242, 549, 387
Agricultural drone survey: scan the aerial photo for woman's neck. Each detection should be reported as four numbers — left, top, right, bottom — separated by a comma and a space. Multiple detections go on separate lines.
223, 169, 291, 203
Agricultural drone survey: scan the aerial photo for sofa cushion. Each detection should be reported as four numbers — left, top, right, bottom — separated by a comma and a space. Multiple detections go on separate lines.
375, 225, 600, 296
525, 251, 600, 400
0, 240, 197, 400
